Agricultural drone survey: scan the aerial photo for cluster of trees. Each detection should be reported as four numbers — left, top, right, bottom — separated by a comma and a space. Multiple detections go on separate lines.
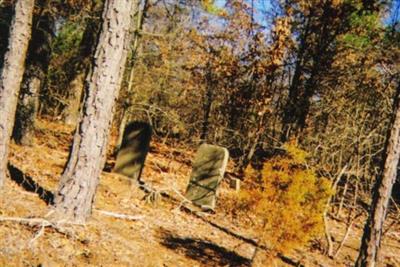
0, 0, 399, 265
0, 0, 135, 220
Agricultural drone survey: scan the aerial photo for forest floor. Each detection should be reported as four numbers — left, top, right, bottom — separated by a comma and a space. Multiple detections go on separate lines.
0, 119, 399, 267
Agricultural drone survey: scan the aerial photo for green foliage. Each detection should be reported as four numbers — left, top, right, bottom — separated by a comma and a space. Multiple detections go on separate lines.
44, 21, 85, 115
234, 142, 333, 256
340, 12, 381, 49
201, 0, 225, 15
349, 12, 379, 30
52, 22, 84, 55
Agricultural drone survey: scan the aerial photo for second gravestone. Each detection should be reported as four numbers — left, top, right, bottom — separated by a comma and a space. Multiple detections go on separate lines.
113, 121, 152, 181
185, 144, 229, 211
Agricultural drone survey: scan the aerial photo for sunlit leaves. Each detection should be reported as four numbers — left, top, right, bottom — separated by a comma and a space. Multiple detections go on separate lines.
201, 0, 226, 16
340, 12, 382, 49
234, 142, 332, 256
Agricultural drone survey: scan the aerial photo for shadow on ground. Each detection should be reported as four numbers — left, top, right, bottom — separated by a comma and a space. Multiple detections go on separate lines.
160, 229, 250, 267
7, 163, 54, 205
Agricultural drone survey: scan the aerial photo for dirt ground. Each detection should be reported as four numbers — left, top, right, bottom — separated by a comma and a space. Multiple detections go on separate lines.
0, 119, 399, 267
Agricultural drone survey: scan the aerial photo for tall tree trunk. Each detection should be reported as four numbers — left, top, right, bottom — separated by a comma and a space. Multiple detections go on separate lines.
280, 15, 310, 143
13, 67, 42, 145
355, 83, 400, 267
115, 0, 147, 151
63, 73, 85, 125
0, 0, 34, 187
13, 9, 53, 145
53, 0, 135, 223
200, 68, 213, 143
115, 106, 130, 152
0, 4, 14, 70
280, 2, 342, 142
63, 3, 102, 125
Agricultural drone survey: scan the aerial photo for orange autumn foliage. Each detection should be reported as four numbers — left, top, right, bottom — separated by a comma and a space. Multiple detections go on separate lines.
234, 142, 333, 256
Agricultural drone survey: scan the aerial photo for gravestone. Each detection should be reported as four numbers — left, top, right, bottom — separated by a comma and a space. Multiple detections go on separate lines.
185, 144, 229, 211
113, 121, 152, 181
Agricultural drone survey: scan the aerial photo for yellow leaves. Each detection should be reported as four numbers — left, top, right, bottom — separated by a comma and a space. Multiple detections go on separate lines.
201, 0, 226, 16
268, 16, 292, 69
331, 0, 343, 7
236, 142, 332, 255
297, 0, 315, 16
283, 140, 309, 164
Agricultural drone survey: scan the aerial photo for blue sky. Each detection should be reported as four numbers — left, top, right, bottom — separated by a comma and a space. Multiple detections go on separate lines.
215, 0, 226, 8
215, 0, 400, 28
214, 0, 275, 28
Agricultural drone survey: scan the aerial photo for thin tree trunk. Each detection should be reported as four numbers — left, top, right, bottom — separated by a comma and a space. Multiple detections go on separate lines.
324, 165, 347, 257
0, 0, 34, 187
13, 9, 53, 145
53, 0, 135, 223
115, 107, 129, 152
13, 68, 41, 145
63, 73, 84, 125
115, 0, 147, 150
355, 84, 400, 267
336, 178, 348, 218
0, 4, 13, 70
280, 16, 310, 143
334, 212, 362, 259
63, 3, 102, 125
200, 68, 213, 143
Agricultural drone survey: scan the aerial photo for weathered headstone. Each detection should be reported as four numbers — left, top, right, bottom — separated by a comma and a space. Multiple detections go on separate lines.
185, 144, 229, 211
113, 121, 152, 181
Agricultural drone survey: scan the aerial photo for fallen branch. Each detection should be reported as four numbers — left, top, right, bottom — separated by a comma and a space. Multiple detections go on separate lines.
29, 223, 46, 246
382, 197, 400, 238
94, 209, 144, 221
0, 216, 52, 226
324, 165, 347, 257
0, 215, 76, 239
333, 211, 363, 258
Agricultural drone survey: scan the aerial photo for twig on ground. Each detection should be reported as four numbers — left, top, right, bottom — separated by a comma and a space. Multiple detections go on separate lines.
0, 216, 52, 226
325, 165, 347, 257
333, 212, 363, 258
94, 209, 144, 221
0, 215, 77, 240
382, 197, 400, 238
168, 186, 191, 211
29, 223, 46, 246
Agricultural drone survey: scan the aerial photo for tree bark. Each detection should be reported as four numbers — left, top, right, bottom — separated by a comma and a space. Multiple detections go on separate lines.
53, 0, 135, 223
355, 84, 400, 267
200, 67, 213, 143
280, 15, 310, 143
63, 73, 85, 125
115, 106, 129, 152
63, 4, 102, 125
115, 0, 147, 151
0, 4, 14, 70
280, 3, 344, 142
13, 69, 41, 145
13, 9, 53, 145
0, 0, 34, 187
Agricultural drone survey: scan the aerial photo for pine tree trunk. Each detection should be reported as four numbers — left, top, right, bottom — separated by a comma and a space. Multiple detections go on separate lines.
63, 73, 84, 126
63, 5, 101, 125
116, 107, 129, 152
200, 67, 213, 143
355, 84, 400, 267
13, 10, 53, 145
13, 68, 42, 145
114, 0, 147, 151
0, 0, 34, 187
53, 0, 135, 223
